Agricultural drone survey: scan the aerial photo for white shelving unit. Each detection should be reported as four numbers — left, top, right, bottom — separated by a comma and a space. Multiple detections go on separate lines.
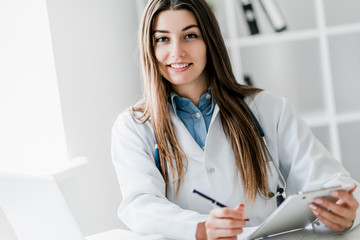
135, 0, 360, 180
214, 0, 360, 180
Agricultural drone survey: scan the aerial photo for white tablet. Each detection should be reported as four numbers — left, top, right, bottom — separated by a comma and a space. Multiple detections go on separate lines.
246, 183, 356, 240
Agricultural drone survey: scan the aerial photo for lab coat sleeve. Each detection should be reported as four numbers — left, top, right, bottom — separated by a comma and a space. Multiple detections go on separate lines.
111, 111, 208, 239
273, 94, 360, 232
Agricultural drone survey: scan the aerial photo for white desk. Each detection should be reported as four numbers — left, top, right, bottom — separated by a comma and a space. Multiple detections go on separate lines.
261, 226, 360, 240
87, 226, 360, 240
86, 229, 164, 240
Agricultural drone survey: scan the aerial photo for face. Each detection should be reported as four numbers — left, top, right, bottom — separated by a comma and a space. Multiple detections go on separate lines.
152, 10, 207, 93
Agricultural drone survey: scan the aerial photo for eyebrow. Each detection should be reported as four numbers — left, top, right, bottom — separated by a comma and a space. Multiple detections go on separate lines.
152, 24, 199, 34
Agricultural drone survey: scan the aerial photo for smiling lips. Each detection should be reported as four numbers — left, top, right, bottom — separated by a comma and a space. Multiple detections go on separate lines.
168, 63, 192, 72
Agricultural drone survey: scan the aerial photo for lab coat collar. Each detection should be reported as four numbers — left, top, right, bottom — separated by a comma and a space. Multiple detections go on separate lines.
167, 103, 220, 163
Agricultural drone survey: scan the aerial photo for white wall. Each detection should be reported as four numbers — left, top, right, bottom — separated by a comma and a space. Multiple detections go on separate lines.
46, 0, 142, 236
0, 1, 68, 173
0, 0, 69, 238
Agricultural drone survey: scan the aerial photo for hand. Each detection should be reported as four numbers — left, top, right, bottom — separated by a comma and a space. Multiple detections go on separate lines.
196, 204, 248, 240
309, 189, 359, 232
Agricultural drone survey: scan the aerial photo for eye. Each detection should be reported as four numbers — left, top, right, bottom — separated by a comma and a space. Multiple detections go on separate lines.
154, 36, 169, 43
185, 33, 198, 39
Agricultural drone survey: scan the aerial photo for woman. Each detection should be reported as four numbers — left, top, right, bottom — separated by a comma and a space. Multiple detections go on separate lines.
111, 0, 359, 239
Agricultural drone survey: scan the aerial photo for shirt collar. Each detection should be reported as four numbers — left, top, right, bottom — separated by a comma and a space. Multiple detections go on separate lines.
170, 88, 214, 117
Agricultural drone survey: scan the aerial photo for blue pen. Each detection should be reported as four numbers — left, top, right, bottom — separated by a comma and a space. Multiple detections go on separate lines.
192, 189, 250, 221
193, 189, 227, 207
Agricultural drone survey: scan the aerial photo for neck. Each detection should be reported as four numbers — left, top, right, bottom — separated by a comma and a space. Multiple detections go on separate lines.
171, 79, 208, 107
173, 85, 207, 106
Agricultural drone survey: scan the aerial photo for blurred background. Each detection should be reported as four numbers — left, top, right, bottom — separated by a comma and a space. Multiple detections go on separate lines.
1, 0, 359, 239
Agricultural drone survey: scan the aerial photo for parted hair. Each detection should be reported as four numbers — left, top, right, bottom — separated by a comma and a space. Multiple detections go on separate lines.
132, 0, 270, 202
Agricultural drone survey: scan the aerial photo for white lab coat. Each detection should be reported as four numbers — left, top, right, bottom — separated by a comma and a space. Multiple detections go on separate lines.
111, 91, 360, 239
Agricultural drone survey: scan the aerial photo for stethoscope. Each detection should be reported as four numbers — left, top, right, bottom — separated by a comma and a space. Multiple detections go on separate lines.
246, 108, 287, 205
154, 106, 287, 205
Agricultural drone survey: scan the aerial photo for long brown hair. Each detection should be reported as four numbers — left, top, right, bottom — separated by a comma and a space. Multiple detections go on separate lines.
133, 0, 270, 202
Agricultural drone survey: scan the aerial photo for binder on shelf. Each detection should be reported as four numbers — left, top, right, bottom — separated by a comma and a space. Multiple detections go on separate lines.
240, 0, 260, 35
259, 0, 287, 32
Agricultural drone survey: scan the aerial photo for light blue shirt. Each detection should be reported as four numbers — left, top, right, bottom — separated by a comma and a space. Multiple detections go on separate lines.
170, 89, 215, 148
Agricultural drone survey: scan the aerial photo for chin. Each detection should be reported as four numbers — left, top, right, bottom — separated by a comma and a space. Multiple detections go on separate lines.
170, 79, 194, 86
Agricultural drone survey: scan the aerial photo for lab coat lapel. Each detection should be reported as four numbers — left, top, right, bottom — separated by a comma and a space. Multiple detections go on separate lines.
168, 103, 204, 162
209, 104, 220, 129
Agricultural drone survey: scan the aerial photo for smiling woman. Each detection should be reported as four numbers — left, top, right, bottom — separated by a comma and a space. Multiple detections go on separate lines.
111, 0, 360, 239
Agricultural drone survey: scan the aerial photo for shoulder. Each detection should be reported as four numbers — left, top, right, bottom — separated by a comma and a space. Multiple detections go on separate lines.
243, 90, 300, 137
113, 108, 134, 128
244, 90, 287, 117
112, 108, 152, 137
245, 90, 284, 104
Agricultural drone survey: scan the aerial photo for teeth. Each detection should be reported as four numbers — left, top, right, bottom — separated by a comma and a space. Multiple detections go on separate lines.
170, 63, 189, 69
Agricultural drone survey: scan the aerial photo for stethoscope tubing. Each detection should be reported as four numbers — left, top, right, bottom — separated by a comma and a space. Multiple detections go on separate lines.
154, 105, 287, 202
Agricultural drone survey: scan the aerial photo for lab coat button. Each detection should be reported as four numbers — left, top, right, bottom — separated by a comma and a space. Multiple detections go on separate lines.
195, 112, 201, 119
206, 94, 211, 100
209, 168, 215, 173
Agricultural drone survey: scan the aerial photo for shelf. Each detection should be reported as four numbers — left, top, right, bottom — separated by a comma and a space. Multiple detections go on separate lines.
225, 29, 319, 48
300, 111, 360, 128
301, 111, 330, 128
217, 0, 317, 38
327, 22, 360, 36
224, 23, 360, 49
336, 112, 360, 125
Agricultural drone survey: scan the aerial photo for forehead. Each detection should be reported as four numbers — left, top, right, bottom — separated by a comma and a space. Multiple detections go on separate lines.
153, 9, 198, 31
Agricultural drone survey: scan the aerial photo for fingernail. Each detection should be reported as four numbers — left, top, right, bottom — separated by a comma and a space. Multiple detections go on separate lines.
331, 191, 339, 197
236, 203, 244, 211
309, 204, 317, 210
314, 198, 323, 204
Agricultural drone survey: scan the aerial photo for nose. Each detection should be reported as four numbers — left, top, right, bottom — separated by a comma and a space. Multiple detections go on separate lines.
171, 39, 185, 58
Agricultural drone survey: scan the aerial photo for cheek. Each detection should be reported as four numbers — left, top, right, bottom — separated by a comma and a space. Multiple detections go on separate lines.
198, 44, 207, 66
154, 47, 167, 65
154, 48, 168, 77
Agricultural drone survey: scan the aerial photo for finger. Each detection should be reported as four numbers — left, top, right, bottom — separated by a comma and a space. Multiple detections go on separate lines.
314, 194, 358, 222
314, 213, 346, 232
206, 226, 243, 239
309, 203, 353, 230
236, 204, 250, 220
212, 237, 236, 240
313, 197, 355, 221
235, 203, 245, 211
331, 190, 359, 210
210, 207, 244, 219
208, 237, 236, 240
207, 217, 248, 229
